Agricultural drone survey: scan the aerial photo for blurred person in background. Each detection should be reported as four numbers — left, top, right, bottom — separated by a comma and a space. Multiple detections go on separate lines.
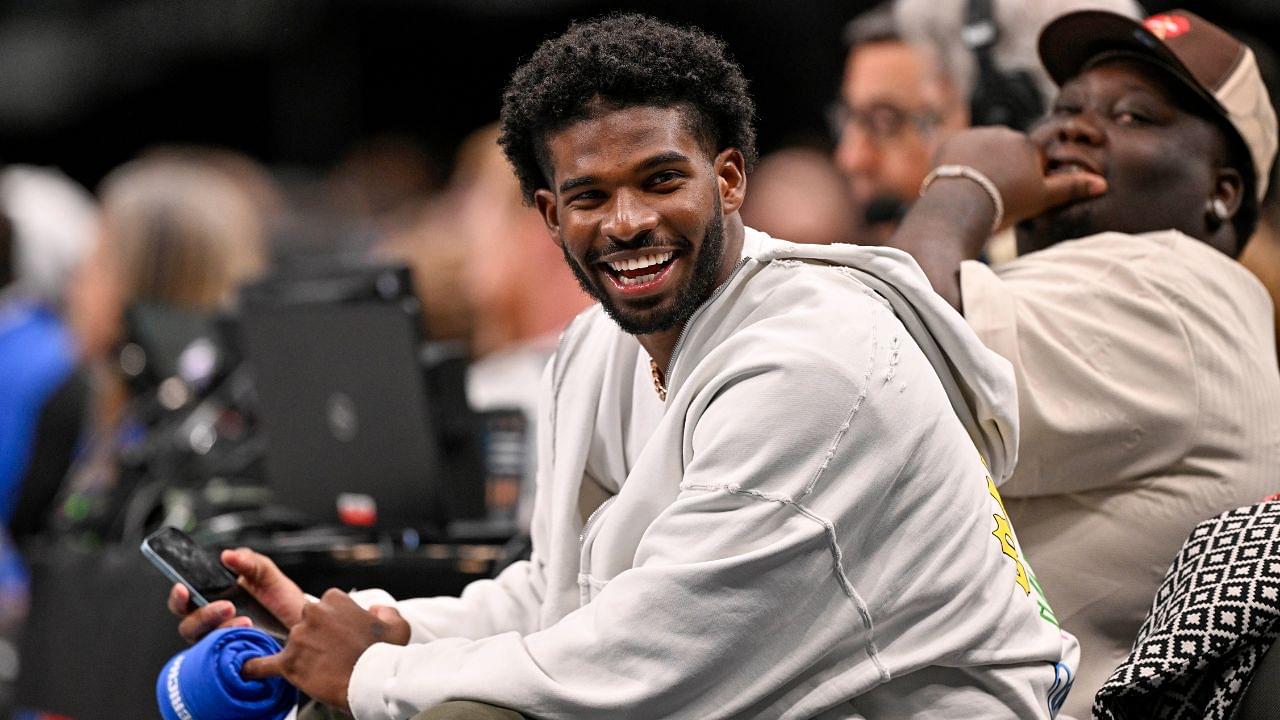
739, 146, 859, 245
381, 123, 590, 531
1238, 38, 1280, 368
56, 153, 268, 538
455, 124, 592, 530
1242, 175, 1280, 365
833, 0, 1141, 258
374, 205, 474, 344
373, 137, 479, 346
832, 2, 968, 246
329, 135, 443, 228
378, 123, 591, 382
884, 9, 1280, 715
457, 124, 591, 391
0, 166, 96, 706
0, 166, 97, 532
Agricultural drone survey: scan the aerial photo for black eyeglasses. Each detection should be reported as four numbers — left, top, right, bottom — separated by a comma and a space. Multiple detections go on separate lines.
827, 101, 943, 143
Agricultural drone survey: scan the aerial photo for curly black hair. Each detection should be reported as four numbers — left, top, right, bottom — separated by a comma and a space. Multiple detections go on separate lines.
498, 13, 758, 204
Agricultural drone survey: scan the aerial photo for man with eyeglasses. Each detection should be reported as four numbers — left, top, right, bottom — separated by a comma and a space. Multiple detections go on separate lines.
832, 4, 966, 245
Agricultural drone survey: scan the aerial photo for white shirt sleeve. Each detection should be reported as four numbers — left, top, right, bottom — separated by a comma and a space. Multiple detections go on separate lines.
960, 240, 1199, 497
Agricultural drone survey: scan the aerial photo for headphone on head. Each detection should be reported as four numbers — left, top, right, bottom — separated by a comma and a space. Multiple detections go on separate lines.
963, 0, 1045, 130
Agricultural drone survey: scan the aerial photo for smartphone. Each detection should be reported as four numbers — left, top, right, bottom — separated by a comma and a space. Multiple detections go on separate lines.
141, 526, 288, 640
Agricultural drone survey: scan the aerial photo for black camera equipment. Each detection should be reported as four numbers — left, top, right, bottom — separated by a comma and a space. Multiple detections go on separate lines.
963, 0, 1045, 131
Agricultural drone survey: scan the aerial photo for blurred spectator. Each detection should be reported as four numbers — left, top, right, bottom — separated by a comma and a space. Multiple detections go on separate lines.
377, 124, 592, 354
832, 3, 968, 246
833, 0, 1141, 255
1239, 36, 1280, 368
1242, 183, 1280, 366
373, 153, 478, 345
740, 146, 859, 245
55, 153, 267, 538
0, 165, 96, 710
328, 134, 443, 225
146, 145, 288, 250
0, 166, 97, 528
455, 125, 591, 359
453, 124, 591, 529
69, 155, 266, 363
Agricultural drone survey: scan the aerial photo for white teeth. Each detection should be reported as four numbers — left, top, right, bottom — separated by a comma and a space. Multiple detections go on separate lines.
618, 270, 662, 287
608, 251, 673, 273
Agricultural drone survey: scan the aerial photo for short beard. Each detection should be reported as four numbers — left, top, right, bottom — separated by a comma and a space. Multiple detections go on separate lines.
562, 206, 726, 336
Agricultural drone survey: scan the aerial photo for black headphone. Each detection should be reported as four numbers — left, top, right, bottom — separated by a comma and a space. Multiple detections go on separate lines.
963, 0, 1045, 130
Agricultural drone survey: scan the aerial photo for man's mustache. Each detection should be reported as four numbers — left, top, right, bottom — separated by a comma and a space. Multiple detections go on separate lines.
582, 232, 693, 265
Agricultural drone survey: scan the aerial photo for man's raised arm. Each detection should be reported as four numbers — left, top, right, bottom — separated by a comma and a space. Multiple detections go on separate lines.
886, 127, 1106, 309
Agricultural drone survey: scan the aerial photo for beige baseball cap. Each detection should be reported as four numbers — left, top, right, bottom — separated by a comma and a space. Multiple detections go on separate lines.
1038, 9, 1278, 200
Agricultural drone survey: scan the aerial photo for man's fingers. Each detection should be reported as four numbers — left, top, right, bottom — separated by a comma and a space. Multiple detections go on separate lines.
177, 601, 235, 643
167, 584, 191, 617
220, 547, 307, 627
221, 616, 254, 630
221, 548, 276, 586
1043, 172, 1107, 209
240, 652, 286, 680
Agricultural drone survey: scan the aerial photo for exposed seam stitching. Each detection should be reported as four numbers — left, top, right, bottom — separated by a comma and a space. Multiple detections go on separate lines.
680, 482, 891, 683
798, 300, 877, 501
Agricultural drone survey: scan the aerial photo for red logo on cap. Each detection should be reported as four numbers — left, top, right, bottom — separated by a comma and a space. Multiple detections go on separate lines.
1143, 14, 1191, 40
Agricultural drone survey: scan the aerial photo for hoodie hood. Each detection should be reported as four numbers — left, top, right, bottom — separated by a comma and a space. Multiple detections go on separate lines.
748, 230, 1019, 484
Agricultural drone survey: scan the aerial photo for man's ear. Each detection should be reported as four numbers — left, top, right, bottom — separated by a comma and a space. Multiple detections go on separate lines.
534, 188, 563, 246
1213, 166, 1245, 219
714, 148, 747, 216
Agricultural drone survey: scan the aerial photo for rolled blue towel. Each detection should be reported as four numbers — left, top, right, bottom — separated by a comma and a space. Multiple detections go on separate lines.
157, 627, 297, 720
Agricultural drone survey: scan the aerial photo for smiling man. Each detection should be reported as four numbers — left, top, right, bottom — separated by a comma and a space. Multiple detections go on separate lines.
172, 14, 1082, 720
885, 10, 1280, 716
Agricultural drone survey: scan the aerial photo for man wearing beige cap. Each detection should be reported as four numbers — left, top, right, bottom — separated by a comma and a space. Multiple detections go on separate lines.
886, 9, 1280, 717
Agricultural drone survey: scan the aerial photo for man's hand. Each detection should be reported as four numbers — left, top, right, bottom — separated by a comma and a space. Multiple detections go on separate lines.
931, 126, 1107, 231
168, 547, 308, 643
886, 126, 1108, 309
241, 589, 412, 712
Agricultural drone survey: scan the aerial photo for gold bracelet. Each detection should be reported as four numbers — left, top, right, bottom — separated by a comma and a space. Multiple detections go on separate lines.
919, 164, 1004, 234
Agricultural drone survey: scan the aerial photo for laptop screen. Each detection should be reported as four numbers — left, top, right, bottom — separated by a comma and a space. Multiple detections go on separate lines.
239, 292, 447, 529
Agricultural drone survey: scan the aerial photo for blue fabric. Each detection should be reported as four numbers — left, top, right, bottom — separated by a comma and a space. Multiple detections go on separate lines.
157, 628, 296, 720
0, 301, 77, 521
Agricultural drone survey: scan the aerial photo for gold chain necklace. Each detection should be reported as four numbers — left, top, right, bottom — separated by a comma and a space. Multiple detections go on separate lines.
649, 357, 667, 402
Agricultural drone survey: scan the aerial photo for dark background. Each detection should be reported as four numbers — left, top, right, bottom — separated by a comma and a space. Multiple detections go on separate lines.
0, 0, 1274, 192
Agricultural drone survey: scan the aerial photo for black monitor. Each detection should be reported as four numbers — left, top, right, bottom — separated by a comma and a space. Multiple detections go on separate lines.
237, 263, 463, 530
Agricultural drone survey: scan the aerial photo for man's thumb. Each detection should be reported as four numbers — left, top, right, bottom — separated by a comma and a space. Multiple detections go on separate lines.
1043, 172, 1107, 208
369, 605, 411, 645
240, 652, 285, 680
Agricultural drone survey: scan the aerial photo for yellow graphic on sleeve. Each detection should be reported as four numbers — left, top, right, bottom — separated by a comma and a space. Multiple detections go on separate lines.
987, 475, 1030, 595
991, 512, 1031, 595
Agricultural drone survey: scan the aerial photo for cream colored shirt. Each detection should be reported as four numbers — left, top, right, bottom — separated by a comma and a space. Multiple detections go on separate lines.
961, 229, 1280, 719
